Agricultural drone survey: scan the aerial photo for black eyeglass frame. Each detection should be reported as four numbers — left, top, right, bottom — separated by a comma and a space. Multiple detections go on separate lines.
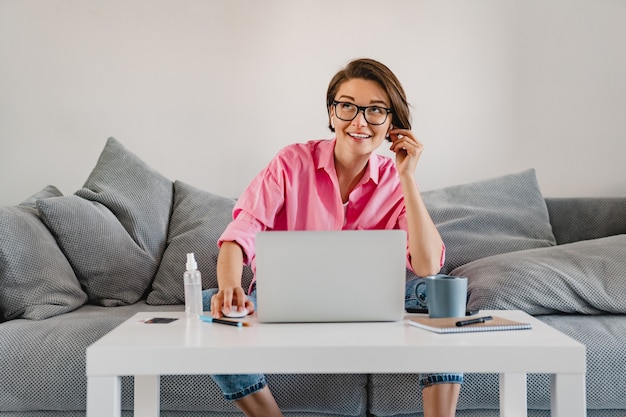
332, 100, 392, 126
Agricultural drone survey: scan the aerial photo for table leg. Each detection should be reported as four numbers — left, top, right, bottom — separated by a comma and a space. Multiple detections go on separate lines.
551, 373, 587, 417
87, 375, 121, 417
499, 372, 527, 417
134, 375, 161, 417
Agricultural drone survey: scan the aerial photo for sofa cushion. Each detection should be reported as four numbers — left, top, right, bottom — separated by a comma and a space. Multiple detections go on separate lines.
421, 169, 556, 274
75, 137, 173, 263
36, 138, 173, 306
0, 186, 87, 321
147, 181, 254, 305
546, 197, 626, 244
37, 196, 157, 306
0, 302, 183, 412
0, 301, 367, 415
370, 315, 626, 414
459, 234, 626, 314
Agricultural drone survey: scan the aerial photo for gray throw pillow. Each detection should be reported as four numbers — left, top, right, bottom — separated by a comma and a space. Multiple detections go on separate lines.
36, 137, 173, 306
37, 196, 156, 306
75, 137, 173, 262
459, 235, 626, 315
147, 181, 254, 305
0, 186, 87, 320
421, 169, 556, 274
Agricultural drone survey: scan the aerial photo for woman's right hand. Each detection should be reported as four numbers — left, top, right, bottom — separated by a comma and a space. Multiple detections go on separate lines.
214, 241, 254, 318
210, 285, 255, 318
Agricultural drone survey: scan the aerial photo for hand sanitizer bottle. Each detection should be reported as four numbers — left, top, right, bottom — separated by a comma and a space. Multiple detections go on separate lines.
184, 253, 203, 318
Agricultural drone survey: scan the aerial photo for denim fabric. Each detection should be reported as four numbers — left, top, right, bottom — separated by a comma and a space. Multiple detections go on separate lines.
203, 287, 264, 400
211, 373, 267, 400
405, 277, 464, 388
405, 276, 428, 309
203, 278, 462, 400
420, 372, 464, 387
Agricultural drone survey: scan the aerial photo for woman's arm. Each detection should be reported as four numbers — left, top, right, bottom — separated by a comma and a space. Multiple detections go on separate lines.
399, 176, 444, 276
211, 152, 288, 318
211, 241, 255, 318
389, 130, 444, 277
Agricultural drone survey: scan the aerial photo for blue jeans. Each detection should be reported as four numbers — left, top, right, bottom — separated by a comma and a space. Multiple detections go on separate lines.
203, 278, 463, 400
404, 278, 465, 388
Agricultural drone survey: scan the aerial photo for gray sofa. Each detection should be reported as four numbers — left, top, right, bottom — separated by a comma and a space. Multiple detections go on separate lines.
1, 137, 625, 417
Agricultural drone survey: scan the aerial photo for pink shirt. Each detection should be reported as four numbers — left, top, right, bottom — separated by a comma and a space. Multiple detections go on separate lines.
219, 139, 441, 287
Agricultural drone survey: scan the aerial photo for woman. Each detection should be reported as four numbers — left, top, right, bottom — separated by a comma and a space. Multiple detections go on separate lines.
204, 58, 462, 417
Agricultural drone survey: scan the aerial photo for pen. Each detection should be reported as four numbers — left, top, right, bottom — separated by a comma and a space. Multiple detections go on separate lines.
199, 316, 250, 327
455, 316, 493, 327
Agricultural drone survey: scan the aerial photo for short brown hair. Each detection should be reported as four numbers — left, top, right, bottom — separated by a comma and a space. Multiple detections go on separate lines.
326, 58, 411, 132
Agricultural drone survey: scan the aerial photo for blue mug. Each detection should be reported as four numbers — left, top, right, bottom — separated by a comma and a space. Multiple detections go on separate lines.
425, 274, 468, 318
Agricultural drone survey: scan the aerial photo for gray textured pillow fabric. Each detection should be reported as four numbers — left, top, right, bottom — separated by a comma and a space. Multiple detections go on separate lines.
147, 181, 254, 305
37, 196, 157, 306
75, 137, 173, 262
0, 186, 87, 320
421, 169, 556, 274
546, 197, 626, 244
460, 235, 626, 315
36, 137, 173, 306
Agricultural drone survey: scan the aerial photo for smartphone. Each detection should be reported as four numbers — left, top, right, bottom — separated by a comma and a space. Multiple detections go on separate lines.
405, 307, 479, 316
143, 317, 178, 324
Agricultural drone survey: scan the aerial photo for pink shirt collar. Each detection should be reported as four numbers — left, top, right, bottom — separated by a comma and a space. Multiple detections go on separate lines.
314, 138, 382, 185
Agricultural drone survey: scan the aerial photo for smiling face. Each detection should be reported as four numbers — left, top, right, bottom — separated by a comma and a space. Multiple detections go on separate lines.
330, 78, 392, 159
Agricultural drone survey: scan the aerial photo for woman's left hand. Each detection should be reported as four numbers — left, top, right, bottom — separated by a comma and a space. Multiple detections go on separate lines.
388, 129, 423, 176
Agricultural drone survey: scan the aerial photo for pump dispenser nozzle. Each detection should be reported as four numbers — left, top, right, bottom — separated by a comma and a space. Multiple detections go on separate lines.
184, 253, 202, 318
186, 253, 198, 271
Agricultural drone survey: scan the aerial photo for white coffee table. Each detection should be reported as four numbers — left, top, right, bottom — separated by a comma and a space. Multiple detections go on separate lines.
86, 310, 586, 417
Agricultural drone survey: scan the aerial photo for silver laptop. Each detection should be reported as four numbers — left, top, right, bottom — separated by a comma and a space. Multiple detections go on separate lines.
255, 230, 406, 323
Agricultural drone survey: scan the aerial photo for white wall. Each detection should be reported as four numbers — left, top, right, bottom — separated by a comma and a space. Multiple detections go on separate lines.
1, 0, 625, 206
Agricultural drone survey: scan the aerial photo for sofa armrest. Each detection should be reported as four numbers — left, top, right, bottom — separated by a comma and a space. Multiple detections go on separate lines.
545, 197, 626, 244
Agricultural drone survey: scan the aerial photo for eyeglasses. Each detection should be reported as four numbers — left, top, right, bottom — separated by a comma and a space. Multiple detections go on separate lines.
332, 100, 392, 126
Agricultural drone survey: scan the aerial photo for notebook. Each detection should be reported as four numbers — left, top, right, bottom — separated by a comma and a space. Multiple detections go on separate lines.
409, 315, 532, 334
255, 230, 406, 323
